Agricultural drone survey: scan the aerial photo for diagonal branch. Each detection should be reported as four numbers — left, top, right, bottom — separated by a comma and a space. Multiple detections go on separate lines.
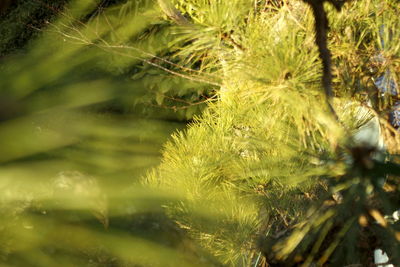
303, 0, 347, 117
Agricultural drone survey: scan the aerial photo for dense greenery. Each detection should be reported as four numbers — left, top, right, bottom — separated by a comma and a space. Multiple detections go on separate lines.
0, 0, 400, 266
0, 0, 213, 121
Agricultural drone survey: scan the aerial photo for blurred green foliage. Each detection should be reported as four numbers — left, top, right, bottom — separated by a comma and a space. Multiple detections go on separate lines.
0, 0, 215, 121
0, 1, 207, 266
0, 0, 400, 266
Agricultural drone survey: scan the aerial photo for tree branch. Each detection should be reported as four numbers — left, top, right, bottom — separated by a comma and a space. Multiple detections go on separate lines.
303, 0, 347, 116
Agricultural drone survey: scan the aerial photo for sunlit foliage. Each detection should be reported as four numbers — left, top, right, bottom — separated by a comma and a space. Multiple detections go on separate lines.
0, 0, 400, 266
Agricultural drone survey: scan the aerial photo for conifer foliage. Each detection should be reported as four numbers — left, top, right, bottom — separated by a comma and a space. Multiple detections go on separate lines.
148, 0, 400, 265
0, 0, 400, 266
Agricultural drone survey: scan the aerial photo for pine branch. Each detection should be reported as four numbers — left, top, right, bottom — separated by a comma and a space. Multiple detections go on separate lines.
303, 0, 348, 117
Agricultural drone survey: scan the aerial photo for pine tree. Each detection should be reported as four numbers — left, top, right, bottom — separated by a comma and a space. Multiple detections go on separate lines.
147, 0, 400, 265
0, 0, 399, 266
